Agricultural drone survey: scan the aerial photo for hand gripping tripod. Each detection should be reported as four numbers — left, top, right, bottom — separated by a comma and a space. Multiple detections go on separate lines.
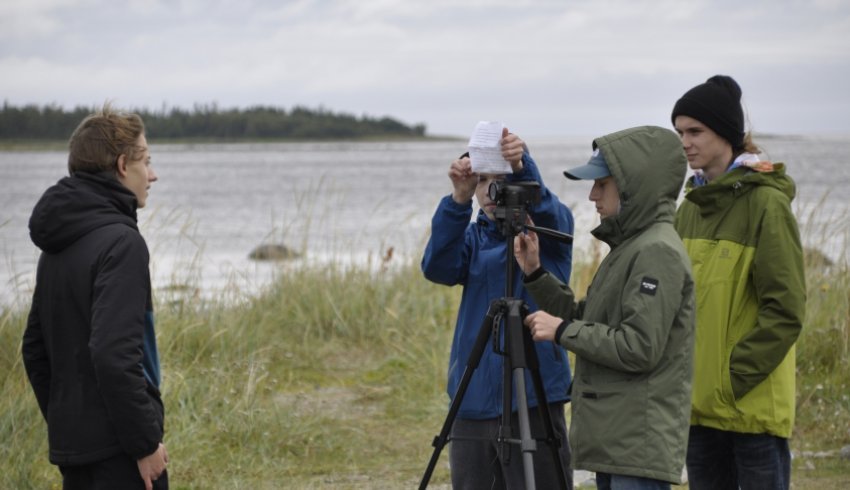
420, 181, 573, 490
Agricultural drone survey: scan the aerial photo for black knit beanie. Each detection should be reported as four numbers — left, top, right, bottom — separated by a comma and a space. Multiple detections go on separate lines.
671, 75, 745, 149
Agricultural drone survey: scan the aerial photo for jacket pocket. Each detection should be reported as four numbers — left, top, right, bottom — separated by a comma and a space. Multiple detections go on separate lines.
717, 361, 740, 416
570, 374, 648, 465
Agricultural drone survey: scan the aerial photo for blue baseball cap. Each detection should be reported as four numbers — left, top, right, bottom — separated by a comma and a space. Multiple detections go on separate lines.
564, 148, 611, 180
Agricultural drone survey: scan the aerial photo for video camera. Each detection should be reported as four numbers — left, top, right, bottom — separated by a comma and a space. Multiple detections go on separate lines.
488, 180, 541, 237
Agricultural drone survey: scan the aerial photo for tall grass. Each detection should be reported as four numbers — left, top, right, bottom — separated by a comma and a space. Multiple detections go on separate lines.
150, 259, 465, 488
1, 257, 462, 489
794, 208, 850, 459
3, 221, 849, 488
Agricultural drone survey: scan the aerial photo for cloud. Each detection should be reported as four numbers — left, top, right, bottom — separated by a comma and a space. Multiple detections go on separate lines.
1, 0, 849, 136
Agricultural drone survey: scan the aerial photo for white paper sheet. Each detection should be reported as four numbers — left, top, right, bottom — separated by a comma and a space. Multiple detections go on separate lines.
468, 121, 511, 174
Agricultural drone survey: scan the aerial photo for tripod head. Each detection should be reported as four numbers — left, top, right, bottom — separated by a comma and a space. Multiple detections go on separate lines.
489, 180, 574, 245
488, 179, 573, 298
489, 180, 541, 237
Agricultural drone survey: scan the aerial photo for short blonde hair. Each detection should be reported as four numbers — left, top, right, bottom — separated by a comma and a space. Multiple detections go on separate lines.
67, 102, 146, 175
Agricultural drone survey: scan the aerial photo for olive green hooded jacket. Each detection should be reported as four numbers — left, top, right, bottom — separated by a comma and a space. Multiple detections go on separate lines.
525, 126, 695, 483
675, 162, 805, 438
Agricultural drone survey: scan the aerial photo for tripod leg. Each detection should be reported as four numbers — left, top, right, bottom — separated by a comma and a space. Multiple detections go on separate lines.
503, 299, 570, 490
501, 299, 539, 490
513, 370, 538, 490
499, 340, 513, 466
522, 315, 571, 490
419, 299, 505, 490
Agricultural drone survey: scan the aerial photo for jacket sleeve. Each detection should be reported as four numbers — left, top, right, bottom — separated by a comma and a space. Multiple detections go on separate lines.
22, 282, 50, 420
90, 231, 162, 460
729, 192, 806, 399
524, 269, 577, 323
561, 242, 689, 373
421, 195, 473, 286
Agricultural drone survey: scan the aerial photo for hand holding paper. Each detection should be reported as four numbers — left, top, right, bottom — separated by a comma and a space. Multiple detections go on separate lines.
448, 155, 476, 205
500, 129, 525, 172
468, 121, 512, 174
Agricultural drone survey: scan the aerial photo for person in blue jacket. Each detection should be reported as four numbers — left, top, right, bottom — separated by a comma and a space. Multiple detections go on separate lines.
422, 127, 575, 489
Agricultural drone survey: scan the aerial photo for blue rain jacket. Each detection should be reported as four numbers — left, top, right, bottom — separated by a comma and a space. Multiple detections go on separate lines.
422, 152, 574, 419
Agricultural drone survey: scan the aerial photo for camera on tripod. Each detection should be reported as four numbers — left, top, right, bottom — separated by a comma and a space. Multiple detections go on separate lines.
488, 180, 541, 237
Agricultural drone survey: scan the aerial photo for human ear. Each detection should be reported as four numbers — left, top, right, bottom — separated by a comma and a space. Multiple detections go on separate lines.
116, 154, 128, 177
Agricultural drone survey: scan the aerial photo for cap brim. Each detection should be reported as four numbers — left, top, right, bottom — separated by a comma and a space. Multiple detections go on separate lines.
563, 164, 610, 181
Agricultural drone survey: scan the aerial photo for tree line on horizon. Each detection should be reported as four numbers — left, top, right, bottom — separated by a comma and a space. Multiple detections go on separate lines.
0, 101, 428, 141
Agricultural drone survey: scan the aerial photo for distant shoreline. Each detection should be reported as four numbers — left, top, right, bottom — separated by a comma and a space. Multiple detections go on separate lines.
0, 134, 465, 152
6, 132, 850, 152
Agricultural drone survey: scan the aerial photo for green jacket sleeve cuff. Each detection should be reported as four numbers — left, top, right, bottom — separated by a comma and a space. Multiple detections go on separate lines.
523, 267, 546, 283
555, 321, 569, 345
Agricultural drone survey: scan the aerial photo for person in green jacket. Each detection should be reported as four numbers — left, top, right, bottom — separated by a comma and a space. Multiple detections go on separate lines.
514, 126, 695, 489
671, 75, 806, 490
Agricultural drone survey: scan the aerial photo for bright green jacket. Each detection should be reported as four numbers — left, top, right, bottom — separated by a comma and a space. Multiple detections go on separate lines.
526, 126, 695, 483
675, 163, 805, 438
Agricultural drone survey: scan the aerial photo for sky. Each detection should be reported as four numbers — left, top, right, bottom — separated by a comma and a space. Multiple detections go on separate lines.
2, 0, 850, 138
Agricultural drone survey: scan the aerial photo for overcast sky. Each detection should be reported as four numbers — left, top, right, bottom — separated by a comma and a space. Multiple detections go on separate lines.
2, 0, 849, 138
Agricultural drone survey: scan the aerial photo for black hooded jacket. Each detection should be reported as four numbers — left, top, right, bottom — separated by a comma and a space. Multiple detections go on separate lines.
22, 171, 164, 466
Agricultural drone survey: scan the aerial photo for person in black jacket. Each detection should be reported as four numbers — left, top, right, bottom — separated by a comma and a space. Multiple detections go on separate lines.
22, 104, 168, 490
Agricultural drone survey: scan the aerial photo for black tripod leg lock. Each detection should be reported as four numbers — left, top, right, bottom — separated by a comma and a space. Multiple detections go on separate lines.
498, 425, 512, 443
497, 425, 513, 464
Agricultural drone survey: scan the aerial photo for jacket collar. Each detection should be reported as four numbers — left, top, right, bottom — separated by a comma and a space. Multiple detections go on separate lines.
684, 163, 794, 217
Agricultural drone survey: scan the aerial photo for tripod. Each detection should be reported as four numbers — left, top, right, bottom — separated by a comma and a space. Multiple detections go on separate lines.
419, 191, 573, 490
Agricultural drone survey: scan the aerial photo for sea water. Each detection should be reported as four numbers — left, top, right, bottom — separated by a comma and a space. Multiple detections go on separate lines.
2, 135, 848, 308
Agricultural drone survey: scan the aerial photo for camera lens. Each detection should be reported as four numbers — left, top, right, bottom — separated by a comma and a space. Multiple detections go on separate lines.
488, 181, 500, 202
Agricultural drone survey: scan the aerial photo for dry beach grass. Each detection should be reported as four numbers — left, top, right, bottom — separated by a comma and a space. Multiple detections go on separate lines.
1, 232, 849, 488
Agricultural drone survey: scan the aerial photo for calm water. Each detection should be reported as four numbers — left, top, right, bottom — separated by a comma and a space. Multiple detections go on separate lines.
2, 135, 849, 309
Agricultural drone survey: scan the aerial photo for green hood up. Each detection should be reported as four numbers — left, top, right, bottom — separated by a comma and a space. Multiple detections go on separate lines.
591, 125, 687, 247
525, 125, 695, 483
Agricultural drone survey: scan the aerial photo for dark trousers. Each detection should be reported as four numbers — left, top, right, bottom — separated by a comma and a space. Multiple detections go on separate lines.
60, 453, 168, 490
686, 425, 790, 490
449, 402, 573, 490
595, 473, 671, 490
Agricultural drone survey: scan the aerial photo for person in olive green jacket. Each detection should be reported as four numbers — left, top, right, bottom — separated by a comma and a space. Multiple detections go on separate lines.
672, 75, 806, 490
514, 125, 695, 489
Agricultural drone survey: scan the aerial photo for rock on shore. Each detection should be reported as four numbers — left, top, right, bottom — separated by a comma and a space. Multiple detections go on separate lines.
248, 243, 301, 261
